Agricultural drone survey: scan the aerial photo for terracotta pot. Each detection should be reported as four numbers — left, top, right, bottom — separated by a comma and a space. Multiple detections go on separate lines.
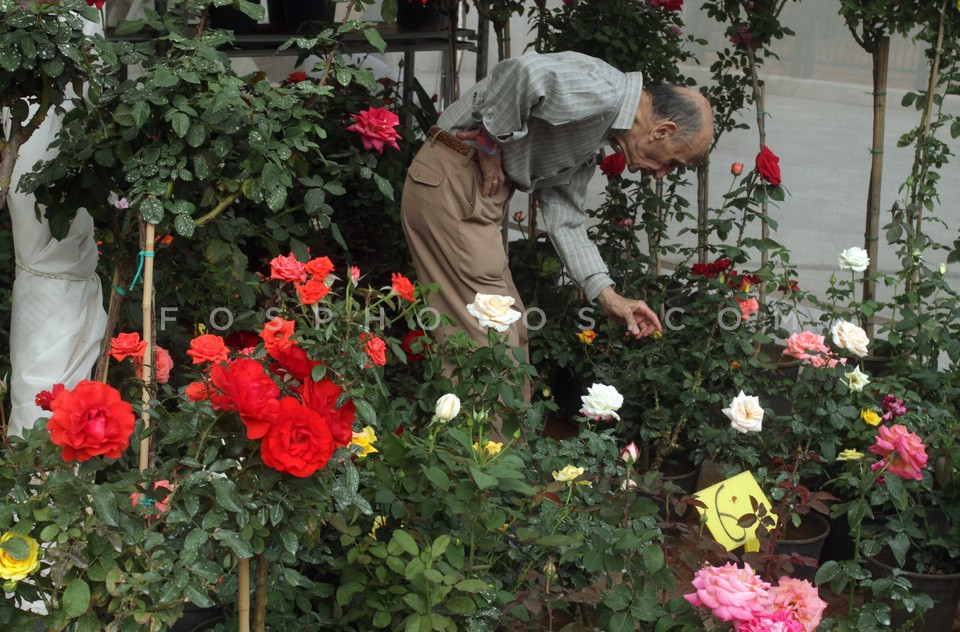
867, 550, 960, 632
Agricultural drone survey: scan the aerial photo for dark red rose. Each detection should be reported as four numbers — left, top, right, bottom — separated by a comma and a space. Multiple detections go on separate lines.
756, 145, 781, 185
47, 381, 135, 462
401, 329, 431, 362
210, 358, 281, 439
599, 153, 627, 177
225, 330, 260, 351
287, 71, 308, 84
297, 376, 356, 447
260, 397, 335, 477
271, 344, 320, 382
35, 383, 66, 411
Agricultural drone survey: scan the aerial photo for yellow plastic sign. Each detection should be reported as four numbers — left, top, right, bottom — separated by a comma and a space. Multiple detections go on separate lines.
693, 471, 775, 553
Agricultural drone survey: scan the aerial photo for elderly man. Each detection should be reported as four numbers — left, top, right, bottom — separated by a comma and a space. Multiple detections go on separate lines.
400, 51, 713, 354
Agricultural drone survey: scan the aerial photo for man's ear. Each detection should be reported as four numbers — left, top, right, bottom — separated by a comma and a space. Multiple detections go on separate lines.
652, 120, 678, 140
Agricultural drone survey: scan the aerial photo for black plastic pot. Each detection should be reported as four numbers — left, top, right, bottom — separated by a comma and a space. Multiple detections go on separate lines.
396, 0, 447, 32
774, 511, 831, 582
867, 551, 960, 632
267, 0, 335, 33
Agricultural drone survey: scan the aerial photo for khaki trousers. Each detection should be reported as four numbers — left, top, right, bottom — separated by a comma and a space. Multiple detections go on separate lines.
400, 132, 529, 359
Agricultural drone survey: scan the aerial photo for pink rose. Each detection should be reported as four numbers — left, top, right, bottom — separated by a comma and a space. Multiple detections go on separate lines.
137, 345, 174, 384
783, 331, 829, 363
270, 252, 307, 283
767, 578, 827, 632
346, 107, 402, 153
349, 266, 360, 284
737, 297, 759, 320
731, 162, 744, 175
881, 394, 907, 421
869, 424, 927, 480
733, 610, 804, 632
667, 25, 683, 38
684, 563, 771, 623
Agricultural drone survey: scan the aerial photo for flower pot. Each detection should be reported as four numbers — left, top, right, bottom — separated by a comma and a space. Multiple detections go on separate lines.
208, 6, 258, 35
866, 550, 960, 632
267, 0, 335, 34
773, 511, 830, 582
396, 0, 447, 32
169, 603, 225, 632
758, 343, 802, 416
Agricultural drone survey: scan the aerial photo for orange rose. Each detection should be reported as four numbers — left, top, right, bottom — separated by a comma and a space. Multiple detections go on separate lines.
261, 318, 295, 355
296, 279, 331, 305
186, 334, 230, 365
391, 273, 415, 302
109, 332, 147, 362
305, 256, 335, 280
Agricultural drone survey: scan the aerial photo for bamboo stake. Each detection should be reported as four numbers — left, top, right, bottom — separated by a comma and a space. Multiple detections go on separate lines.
254, 554, 268, 632
138, 221, 156, 473
862, 36, 889, 338
745, 44, 769, 307
650, 180, 664, 277
238, 557, 251, 632
696, 159, 709, 265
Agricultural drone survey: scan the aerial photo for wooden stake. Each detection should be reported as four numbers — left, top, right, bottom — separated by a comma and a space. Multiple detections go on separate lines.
138, 221, 156, 473
238, 557, 251, 632
862, 36, 889, 338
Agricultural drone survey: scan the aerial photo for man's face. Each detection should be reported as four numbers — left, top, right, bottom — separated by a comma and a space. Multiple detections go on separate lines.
615, 123, 711, 180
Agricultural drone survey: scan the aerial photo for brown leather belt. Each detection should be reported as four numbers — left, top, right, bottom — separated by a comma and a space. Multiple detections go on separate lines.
428, 126, 473, 157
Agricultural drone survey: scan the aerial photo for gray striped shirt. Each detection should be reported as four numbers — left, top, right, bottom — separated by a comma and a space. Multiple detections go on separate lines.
438, 51, 643, 301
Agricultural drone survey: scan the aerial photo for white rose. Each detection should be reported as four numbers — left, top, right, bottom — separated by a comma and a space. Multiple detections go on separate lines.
831, 319, 870, 357
845, 366, 870, 392
580, 383, 624, 421
838, 247, 870, 272
466, 293, 522, 332
722, 390, 764, 434
434, 393, 461, 421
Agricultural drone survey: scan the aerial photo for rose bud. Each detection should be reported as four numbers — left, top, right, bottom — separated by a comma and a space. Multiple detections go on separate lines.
434, 393, 461, 422
731, 163, 744, 175
620, 441, 639, 465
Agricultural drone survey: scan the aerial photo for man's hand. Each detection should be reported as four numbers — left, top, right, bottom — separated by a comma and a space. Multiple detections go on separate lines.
597, 286, 663, 339
456, 128, 506, 197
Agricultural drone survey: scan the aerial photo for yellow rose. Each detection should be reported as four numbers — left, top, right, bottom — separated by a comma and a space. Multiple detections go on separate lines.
370, 516, 387, 541
0, 532, 40, 582
837, 449, 864, 462
350, 426, 378, 456
575, 329, 597, 344
860, 409, 881, 427
552, 465, 585, 483
484, 441, 503, 457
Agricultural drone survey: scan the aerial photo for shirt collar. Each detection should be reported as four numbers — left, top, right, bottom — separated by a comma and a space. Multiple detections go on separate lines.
611, 72, 644, 133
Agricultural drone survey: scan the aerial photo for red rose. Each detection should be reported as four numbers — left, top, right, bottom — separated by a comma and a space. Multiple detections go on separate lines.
85, 0, 106, 8
260, 397, 335, 477
109, 332, 147, 362
270, 253, 307, 284
363, 334, 387, 367
137, 345, 174, 384
401, 329, 431, 362
296, 279, 331, 305
261, 318, 295, 355
346, 107, 402, 153
287, 71, 308, 84
599, 153, 626, 177
391, 273, 416, 302
47, 381, 135, 462
649, 0, 682, 9
731, 25, 753, 46
225, 330, 260, 350
297, 376, 356, 446
270, 344, 320, 382
187, 334, 230, 365
184, 381, 212, 402
755, 145, 781, 185
305, 256, 335, 280
35, 384, 66, 411
210, 358, 281, 439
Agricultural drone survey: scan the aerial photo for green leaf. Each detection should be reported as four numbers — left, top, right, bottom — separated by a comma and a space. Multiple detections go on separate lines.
354, 399, 377, 426
454, 579, 489, 593
424, 466, 449, 492
91, 486, 119, 527
604, 612, 635, 632
363, 27, 388, 53
373, 173, 394, 201
140, 197, 164, 224
184, 529, 208, 551
114, 19, 145, 35
445, 596, 476, 614
153, 67, 178, 88
469, 466, 497, 490
0, 535, 29, 560
391, 530, 418, 557
62, 578, 91, 618
175, 214, 196, 237
642, 544, 665, 573
130, 101, 150, 129
212, 477, 243, 513
214, 530, 254, 558
185, 123, 207, 148
171, 112, 190, 138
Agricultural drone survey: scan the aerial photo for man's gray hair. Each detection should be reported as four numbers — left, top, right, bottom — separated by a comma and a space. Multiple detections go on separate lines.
647, 84, 705, 140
